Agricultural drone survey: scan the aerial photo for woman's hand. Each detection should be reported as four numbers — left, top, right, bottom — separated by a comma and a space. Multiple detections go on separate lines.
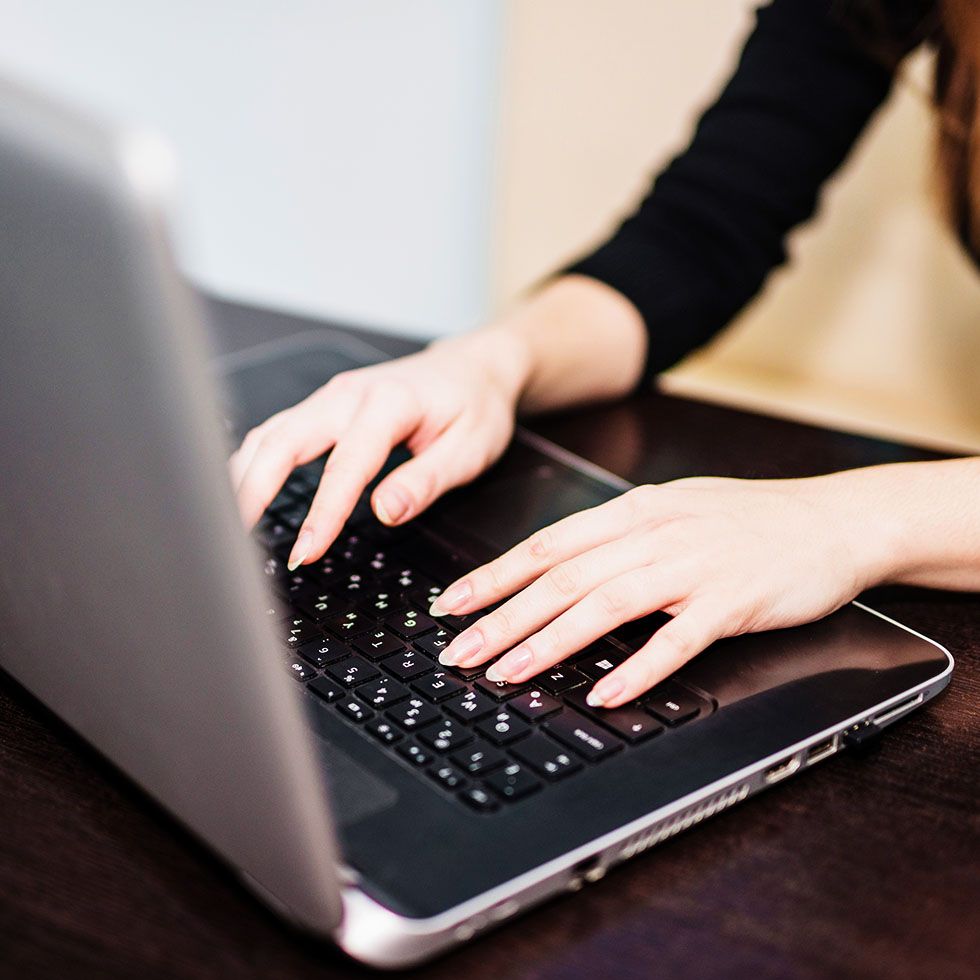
229, 275, 648, 570
431, 474, 894, 708
230, 327, 531, 569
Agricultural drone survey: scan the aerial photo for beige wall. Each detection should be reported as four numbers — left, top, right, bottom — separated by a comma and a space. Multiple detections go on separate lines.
493, 0, 980, 453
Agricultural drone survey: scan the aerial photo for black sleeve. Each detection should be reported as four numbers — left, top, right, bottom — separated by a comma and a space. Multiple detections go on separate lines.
565, 0, 929, 383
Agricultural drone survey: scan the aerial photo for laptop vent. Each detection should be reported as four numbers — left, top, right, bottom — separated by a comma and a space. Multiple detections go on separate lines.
617, 782, 751, 861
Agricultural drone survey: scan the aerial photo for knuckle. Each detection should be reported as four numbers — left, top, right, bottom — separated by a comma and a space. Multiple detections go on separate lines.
481, 560, 509, 597
323, 370, 359, 396
545, 561, 580, 600
526, 526, 556, 563
654, 625, 695, 662
533, 622, 562, 658
623, 484, 658, 522
486, 603, 516, 640
594, 581, 633, 619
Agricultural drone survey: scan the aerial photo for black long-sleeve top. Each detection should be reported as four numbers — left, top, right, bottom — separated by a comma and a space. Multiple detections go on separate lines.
566, 0, 937, 383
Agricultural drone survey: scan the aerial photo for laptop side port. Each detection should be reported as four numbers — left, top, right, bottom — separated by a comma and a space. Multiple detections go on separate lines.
805, 734, 839, 766
763, 754, 801, 784
872, 691, 924, 727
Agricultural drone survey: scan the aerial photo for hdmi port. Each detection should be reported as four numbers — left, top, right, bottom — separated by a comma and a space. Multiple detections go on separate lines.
763, 755, 801, 784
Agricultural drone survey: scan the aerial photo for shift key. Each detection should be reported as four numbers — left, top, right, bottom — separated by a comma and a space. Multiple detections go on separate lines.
544, 712, 623, 762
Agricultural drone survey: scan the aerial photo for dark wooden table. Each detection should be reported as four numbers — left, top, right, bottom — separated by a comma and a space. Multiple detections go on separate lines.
2, 298, 977, 980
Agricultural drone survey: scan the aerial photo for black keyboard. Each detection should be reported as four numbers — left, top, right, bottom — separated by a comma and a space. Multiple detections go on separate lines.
257, 462, 715, 814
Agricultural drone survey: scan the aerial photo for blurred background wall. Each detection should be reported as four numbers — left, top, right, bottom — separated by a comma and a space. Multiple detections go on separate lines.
0, 0, 501, 337
2, 0, 979, 452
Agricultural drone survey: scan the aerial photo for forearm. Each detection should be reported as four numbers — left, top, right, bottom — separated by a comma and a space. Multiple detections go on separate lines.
812, 458, 980, 592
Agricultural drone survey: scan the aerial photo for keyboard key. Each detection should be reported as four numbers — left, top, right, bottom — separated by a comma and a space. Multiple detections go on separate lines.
386, 696, 441, 732
355, 677, 410, 709
410, 670, 466, 702
256, 521, 292, 551
284, 657, 317, 682
385, 608, 438, 639
476, 708, 532, 745
359, 589, 399, 618
444, 689, 498, 723
439, 612, 477, 632
450, 740, 508, 775
294, 591, 341, 623
353, 628, 406, 661
536, 666, 589, 696
313, 555, 346, 586
574, 643, 628, 681
544, 713, 623, 762
336, 698, 373, 723
512, 733, 582, 780
429, 763, 468, 791
280, 616, 320, 649
509, 688, 563, 722
644, 681, 706, 726
380, 650, 433, 682
365, 717, 403, 746
419, 718, 474, 753
565, 691, 664, 744
323, 610, 374, 640
307, 676, 343, 703
397, 739, 434, 768
403, 582, 443, 610
458, 785, 499, 811
281, 570, 325, 607
483, 762, 542, 801
474, 677, 528, 701
413, 627, 455, 658
297, 637, 351, 669
325, 656, 380, 688
379, 566, 429, 594
261, 596, 290, 621
446, 661, 485, 681
610, 611, 670, 650
332, 572, 369, 599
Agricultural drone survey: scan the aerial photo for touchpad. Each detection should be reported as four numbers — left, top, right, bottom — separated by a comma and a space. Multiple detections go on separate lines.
317, 739, 400, 827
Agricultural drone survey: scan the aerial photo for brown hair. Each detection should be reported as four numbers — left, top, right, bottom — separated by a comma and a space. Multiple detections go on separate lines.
843, 0, 980, 256
934, 0, 980, 253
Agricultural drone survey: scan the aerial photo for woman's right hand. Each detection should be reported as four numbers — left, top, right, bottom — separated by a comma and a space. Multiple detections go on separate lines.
229, 327, 532, 570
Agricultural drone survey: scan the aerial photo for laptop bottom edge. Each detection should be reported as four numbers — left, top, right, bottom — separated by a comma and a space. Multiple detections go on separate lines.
307, 650, 951, 969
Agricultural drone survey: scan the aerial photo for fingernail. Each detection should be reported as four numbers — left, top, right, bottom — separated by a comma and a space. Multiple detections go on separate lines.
287, 528, 314, 571
438, 629, 483, 666
430, 580, 472, 616
485, 645, 532, 683
375, 487, 408, 526
586, 678, 624, 708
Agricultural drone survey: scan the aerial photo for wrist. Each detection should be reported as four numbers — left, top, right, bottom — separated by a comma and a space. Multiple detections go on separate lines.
797, 470, 906, 592
427, 321, 534, 409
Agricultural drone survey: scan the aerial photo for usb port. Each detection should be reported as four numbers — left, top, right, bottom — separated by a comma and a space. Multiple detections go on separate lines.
763, 755, 801, 784
805, 735, 838, 765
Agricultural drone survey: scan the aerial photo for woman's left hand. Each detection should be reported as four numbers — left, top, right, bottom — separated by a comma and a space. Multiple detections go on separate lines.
430, 475, 891, 708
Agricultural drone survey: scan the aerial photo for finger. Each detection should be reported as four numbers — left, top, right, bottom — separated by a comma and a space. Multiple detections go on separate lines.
459, 563, 686, 681
229, 412, 288, 492
438, 536, 656, 669
587, 601, 731, 708
430, 491, 637, 618
370, 419, 491, 526
289, 388, 420, 568
235, 409, 342, 529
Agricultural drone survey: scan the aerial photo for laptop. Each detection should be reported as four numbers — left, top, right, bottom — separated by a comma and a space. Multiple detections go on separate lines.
0, 79, 953, 968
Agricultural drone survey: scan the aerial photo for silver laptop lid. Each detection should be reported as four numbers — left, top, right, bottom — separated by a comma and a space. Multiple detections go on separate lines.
0, 79, 342, 931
